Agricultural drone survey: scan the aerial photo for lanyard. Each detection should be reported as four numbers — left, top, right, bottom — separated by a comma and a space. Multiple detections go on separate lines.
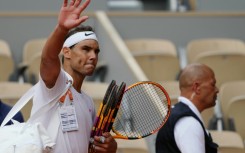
59, 89, 73, 105
58, 88, 79, 132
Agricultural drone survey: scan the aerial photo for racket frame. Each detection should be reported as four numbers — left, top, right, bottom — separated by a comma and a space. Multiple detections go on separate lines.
112, 81, 171, 140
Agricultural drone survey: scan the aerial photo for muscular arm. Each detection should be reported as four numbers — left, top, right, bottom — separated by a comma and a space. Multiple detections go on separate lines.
40, 26, 68, 88
40, 0, 91, 88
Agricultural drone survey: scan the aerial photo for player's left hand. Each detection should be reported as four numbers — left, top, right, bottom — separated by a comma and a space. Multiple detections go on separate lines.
92, 132, 117, 153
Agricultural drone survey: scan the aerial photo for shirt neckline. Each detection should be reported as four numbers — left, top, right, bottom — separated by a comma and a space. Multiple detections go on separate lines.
178, 96, 204, 124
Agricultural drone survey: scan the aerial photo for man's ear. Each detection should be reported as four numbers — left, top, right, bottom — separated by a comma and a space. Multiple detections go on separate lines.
192, 82, 201, 95
63, 47, 71, 59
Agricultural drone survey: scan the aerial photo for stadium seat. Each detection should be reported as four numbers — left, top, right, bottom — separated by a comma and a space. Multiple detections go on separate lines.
0, 39, 15, 82
218, 148, 245, 153
211, 129, 245, 153
0, 82, 33, 121
186, 38, 245, 63
201, 106, 216, 129
227, 95, 245, 141
125, 38, 180, 81
115, 138, 149, 153
218, 81, 245, 129
191, 51, 245, 88
209, 130, 244, 149
158, 80, 180, 105
18, 38, 47, 84
186, 38, 245, 88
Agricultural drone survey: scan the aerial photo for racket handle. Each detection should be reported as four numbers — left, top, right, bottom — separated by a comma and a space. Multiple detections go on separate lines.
104, 111, 114, 132
98, 116, 109, 136
106, 82, 126, 132
97, 85, 118, 135
95, 116, 105, 136
105, 118, 114, 132
90, 116, 101, 137
105, 104, 120, 132
90, 104, 104, 137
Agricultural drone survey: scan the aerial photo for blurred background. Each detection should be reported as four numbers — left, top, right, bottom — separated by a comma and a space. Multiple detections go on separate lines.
1, 0, 245, 153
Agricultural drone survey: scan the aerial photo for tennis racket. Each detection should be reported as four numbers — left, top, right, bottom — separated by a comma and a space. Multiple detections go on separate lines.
95, 84, 118, 136
104, 82, 126, 132
90, 80, 116, 138
111, 81, 171, 139
89, 80, 119, 153
90, 81, 126, 137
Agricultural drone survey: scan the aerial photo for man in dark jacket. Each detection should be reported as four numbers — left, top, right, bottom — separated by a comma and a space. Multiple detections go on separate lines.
156, 63, 219, 153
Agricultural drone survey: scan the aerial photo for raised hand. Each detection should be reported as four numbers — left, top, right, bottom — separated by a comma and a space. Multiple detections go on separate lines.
58, 0, 91, 31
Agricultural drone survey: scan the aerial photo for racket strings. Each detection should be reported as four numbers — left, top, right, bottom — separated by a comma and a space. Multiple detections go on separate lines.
112, 83, 170, 138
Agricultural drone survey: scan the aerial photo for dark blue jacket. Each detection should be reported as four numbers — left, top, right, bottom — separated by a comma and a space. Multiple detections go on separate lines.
0, 100, 24, 125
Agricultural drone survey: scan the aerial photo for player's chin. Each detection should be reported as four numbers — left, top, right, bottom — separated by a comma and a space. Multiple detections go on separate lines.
210, 100, 216, 107
86, 69, 95, 76
85, 65, 95, 74
87, 72, 94, 76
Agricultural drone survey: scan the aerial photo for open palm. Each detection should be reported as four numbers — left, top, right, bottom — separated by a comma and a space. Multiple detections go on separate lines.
58, 0, 91, 31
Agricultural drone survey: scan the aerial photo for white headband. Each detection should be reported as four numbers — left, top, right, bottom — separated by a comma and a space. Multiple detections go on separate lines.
63, 31, 98, 47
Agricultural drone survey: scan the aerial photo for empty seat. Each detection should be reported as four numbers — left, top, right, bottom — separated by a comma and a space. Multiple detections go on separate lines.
227, 95, 245, 141
18, 38, 47, 84
0, 82, 33, 121
115, 138, 149, 153
201, 106, 216, 129
187, 38, 245, 63
0, 39, 15, 82
209, 130, 244, 149
158, 80, 180, 105
218, 148, 245, 153
218, 81, 245, 129
125, 38, 180, 81
192, 51, 245, 88
187, 38, 245, 88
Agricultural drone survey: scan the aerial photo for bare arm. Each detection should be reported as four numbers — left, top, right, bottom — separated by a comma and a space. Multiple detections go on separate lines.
40, 0, 91, 88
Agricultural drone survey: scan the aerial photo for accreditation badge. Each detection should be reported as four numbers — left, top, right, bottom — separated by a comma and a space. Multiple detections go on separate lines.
59, 105, 79, 132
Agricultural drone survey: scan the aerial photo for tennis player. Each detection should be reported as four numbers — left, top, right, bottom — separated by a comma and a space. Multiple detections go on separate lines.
31, 0, 117, 152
